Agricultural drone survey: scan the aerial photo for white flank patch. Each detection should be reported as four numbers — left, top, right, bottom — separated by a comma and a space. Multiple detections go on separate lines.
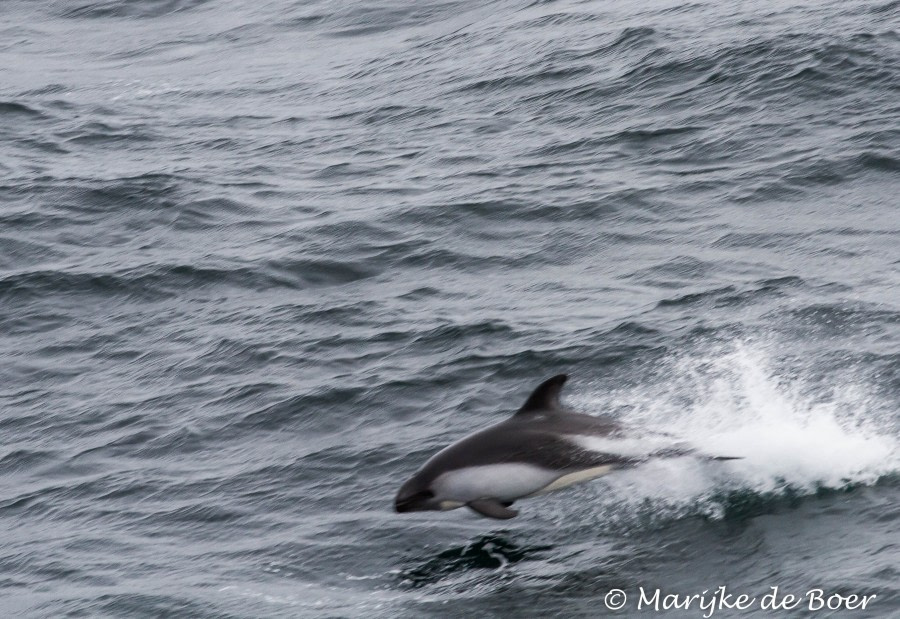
567, 434, 679, 458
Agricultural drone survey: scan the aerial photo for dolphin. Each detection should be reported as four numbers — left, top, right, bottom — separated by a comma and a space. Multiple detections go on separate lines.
395, 374, 734, 519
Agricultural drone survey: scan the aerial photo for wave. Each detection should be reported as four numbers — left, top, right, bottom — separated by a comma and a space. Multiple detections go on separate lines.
59, 0, 211, 19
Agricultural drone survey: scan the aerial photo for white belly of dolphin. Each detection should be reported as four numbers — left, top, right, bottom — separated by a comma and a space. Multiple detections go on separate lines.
527, 464, 614, 496
433, 464, 559, 503
432, 462, 618, 504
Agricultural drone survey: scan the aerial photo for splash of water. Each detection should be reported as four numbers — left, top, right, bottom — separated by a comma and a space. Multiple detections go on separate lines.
577, 342, 899, 520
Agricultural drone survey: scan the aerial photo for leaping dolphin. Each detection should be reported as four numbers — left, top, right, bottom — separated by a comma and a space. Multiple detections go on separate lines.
395, 374, 735, 519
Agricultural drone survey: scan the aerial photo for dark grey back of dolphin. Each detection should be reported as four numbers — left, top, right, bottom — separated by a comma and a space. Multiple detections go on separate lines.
414, 374, 626, 476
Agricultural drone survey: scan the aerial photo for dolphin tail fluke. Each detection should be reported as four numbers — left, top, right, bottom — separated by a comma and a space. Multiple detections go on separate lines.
650, 445, 743, 461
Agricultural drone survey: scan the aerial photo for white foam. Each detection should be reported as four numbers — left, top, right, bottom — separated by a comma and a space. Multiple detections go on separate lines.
572, 342, 899, 517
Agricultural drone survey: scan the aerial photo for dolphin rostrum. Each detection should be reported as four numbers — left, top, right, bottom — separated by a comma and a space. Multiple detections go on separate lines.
395, 374, 734, 519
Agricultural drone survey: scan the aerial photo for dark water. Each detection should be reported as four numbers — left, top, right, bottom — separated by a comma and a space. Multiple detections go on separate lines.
1, 0, 899, 616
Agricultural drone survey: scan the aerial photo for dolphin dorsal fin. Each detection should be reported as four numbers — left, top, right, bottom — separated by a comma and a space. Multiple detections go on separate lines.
515, 374, 568, 417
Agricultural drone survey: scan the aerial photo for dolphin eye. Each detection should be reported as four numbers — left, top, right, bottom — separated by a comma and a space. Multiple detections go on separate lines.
415, 490, 434, 500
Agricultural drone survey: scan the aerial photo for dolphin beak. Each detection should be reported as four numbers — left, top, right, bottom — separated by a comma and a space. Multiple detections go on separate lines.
394, 494, 415, 513
394, 488, 434, 513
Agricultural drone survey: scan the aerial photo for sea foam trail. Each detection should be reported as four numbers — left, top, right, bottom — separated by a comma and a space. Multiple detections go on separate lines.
576, 343, 898, 518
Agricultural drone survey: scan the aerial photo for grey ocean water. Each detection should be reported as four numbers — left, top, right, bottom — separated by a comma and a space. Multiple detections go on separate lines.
1, 0, 899, 616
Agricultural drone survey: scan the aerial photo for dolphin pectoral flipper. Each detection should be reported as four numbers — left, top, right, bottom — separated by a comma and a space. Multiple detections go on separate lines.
467, 499, 518, 519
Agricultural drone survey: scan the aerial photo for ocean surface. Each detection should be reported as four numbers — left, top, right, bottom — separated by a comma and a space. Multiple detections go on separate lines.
1, 0, 898, 616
